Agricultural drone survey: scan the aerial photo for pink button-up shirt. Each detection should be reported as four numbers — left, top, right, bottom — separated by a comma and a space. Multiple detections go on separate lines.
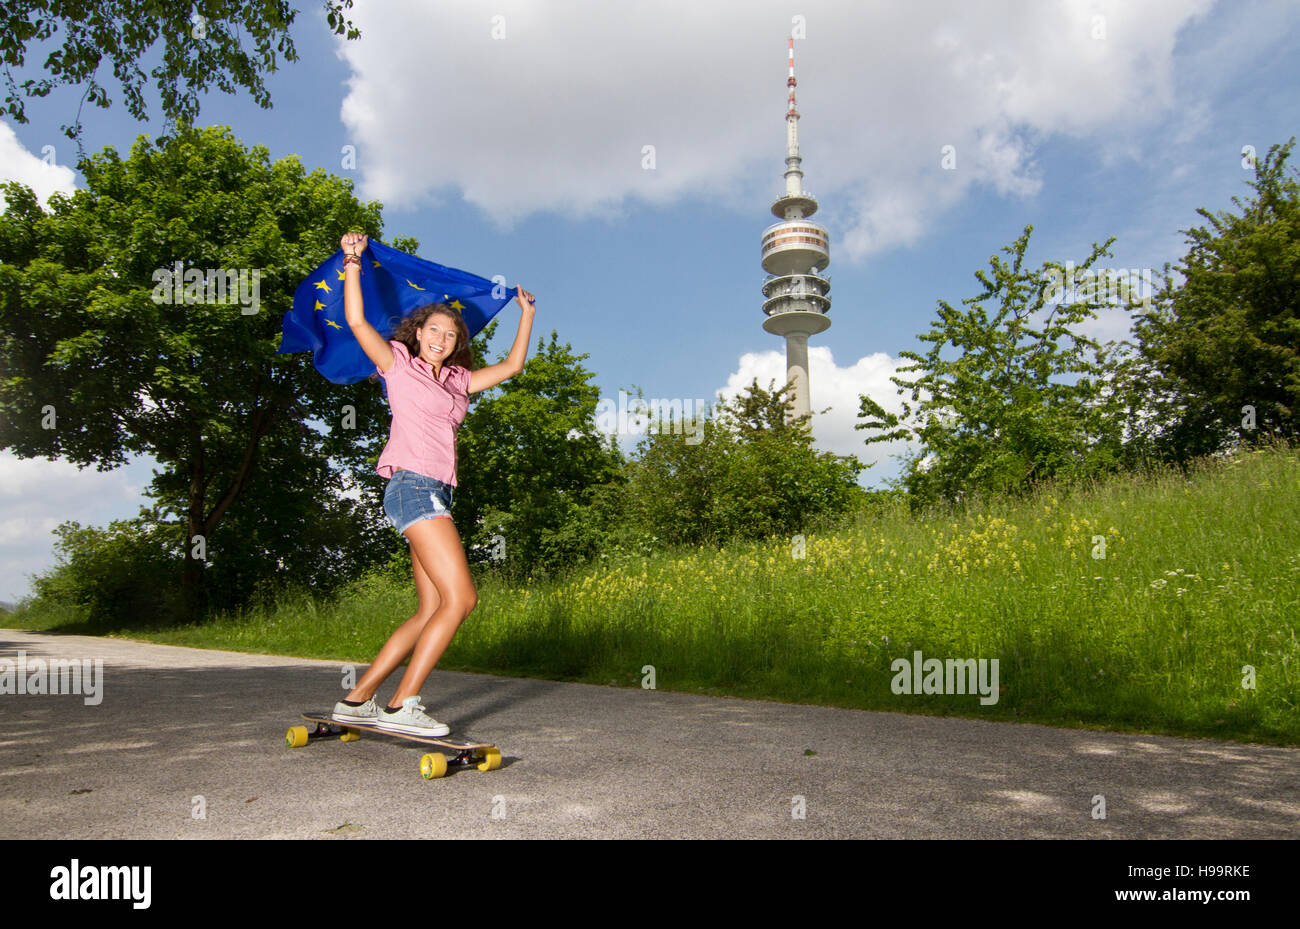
375, 340, 471, 486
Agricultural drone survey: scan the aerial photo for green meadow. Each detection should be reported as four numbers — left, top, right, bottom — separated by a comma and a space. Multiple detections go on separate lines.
16, 442, 1299, 745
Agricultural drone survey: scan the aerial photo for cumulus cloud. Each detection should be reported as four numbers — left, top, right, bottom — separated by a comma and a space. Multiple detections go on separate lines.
717, 345, 919, 486
0, 120, 78, 211
0, 452, 155, 603
335, 0, 1215, 256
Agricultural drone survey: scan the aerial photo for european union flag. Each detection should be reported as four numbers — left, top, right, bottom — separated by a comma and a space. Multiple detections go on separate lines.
277, 239, 515, 384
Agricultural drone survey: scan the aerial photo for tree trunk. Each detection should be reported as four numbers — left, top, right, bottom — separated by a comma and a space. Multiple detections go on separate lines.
179, 370, 276, 623
182, 422, 208, 624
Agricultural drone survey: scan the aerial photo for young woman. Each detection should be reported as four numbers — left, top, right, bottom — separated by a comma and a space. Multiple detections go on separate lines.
331, 232, 535, 735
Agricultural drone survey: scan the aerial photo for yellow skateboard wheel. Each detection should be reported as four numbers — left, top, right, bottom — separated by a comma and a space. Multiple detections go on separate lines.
420, 753, 448, 780
476, 747, 501, 772
286, 726, 309, 748
340, 728, 361, 743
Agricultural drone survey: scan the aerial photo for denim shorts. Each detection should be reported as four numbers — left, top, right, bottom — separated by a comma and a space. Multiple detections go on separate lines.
382, 469, 455, 533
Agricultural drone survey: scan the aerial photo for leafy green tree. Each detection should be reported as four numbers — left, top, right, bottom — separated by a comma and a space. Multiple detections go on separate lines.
1, 0, 360, 152
857, 224, 1131, 508
619, 399, 723, 549
626, 378, 865, 546
1128, 138, 1300, 463
0, 124, 401, 622
454, 331, 625, 576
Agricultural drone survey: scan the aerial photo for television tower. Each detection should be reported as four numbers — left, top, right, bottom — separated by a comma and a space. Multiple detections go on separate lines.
761, 37, 830, 422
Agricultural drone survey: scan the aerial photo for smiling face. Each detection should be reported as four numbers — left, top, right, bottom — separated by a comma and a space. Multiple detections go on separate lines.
417, 312, 458, 366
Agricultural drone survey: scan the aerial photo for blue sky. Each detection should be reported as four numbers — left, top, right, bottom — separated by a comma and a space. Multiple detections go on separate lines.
2, 0, 1298, 603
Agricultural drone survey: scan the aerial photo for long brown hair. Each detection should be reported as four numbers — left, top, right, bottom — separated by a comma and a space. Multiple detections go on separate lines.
369, 303, 475, 388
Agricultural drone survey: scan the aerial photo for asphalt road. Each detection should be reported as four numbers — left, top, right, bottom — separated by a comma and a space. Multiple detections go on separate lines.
2, 628, 1297, 839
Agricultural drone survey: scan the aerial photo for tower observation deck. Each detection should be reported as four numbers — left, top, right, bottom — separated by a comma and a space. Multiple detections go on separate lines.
761, 37, 830, 421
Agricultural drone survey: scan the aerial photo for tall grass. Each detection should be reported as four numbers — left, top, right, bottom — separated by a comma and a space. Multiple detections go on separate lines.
15, 441, 1299, 744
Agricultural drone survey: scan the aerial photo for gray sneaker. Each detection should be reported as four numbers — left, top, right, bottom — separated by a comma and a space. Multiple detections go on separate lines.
332, 696, 381, 723
374, 696, 450, 737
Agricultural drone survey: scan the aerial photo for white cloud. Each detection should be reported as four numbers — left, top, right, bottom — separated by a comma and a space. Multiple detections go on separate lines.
335, 0, 1217, 257
0, 120, 78, 211
1076, 301, 1146, 349
0, 452, 156, 603
0, 453, 96, 495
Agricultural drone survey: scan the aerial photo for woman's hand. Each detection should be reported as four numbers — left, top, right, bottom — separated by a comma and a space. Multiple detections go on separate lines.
341, 233, 369, 258
339, 231, 393, 372
515, 286, 536, 312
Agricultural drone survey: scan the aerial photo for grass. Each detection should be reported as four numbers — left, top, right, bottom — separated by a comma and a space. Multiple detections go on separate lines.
13, 442, 1300, 745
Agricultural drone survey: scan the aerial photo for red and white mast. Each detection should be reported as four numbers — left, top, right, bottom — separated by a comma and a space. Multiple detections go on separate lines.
784, 37, 805, 201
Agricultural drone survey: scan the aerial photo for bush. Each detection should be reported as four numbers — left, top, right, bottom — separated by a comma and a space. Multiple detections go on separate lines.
29, 519, 185, 628
622, 379, 865, 547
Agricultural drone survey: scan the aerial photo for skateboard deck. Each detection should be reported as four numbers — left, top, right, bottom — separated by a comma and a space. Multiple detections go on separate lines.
286, 711, 502, 779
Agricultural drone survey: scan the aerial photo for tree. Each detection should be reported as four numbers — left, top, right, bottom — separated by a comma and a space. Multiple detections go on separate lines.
0, 124, 400, 622
1128, 138, 1300, 463
1, 0, 360, 153
626, 378, 865, 546
454, 331, 625, 576
857, 224, 1132, 508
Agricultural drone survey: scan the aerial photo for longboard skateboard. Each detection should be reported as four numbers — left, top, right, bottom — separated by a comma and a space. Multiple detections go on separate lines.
286, 711, 502, 780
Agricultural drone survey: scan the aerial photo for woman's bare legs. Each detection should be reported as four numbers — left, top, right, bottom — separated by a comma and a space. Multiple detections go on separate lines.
344, 538, 442, 702
388, 517, 477, 706
344, 517, 476, 707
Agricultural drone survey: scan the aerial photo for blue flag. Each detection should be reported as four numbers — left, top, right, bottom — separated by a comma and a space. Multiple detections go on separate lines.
277, 239, 514, 384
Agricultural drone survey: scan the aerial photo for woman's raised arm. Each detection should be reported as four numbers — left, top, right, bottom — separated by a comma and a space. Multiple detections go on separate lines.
341, 233, 396, 374
468, 287, 536, 395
